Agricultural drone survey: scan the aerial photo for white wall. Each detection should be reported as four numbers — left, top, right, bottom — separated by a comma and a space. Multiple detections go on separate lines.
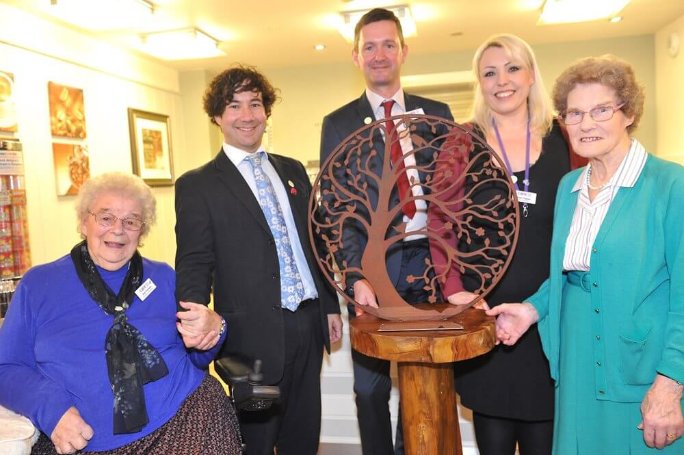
0, 3, 183, 267
655, 16, 684, 164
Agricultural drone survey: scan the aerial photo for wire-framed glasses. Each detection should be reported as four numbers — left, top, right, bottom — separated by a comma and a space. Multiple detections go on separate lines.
88, 211, 145, 231
562, 103, 625, 125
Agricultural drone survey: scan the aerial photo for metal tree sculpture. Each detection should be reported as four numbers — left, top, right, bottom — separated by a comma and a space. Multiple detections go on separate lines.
309, 114, 519, 321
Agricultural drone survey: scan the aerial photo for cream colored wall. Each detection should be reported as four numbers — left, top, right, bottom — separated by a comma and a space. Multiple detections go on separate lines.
655, 16, 684, 164
0, 3, 183, 267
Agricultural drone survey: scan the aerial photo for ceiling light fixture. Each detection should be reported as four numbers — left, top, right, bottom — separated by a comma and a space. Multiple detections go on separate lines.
137, 28, 225, 60
48, 0, 155, 31
338, 4, 416, 43
538, 0, 630, 25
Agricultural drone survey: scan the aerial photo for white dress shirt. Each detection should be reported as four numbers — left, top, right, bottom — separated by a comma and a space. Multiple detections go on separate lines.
223, 144, 318, 301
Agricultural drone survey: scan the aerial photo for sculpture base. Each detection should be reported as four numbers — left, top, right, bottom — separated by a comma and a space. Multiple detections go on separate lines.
350, 308, 495, 454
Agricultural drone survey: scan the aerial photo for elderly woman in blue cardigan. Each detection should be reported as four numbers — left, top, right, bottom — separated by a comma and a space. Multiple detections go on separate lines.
0, 173, 241, 454
488, 55, 684, 454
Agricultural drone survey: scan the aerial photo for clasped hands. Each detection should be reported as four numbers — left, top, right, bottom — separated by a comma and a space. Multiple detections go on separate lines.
176, 301, 224, 350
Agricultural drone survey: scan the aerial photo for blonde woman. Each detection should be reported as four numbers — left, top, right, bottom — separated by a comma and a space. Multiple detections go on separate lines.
430, 34, 583, 454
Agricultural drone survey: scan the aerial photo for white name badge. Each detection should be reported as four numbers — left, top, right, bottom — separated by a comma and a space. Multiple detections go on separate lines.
516, 190, 537, 205
135, 278, 157, 301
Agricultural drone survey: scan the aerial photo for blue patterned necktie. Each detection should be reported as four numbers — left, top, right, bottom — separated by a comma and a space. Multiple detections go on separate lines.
246, 152, 304, 311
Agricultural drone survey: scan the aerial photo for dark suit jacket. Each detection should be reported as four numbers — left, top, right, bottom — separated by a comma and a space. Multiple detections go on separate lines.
319, 92, 454, 287
175, 151, 339, 385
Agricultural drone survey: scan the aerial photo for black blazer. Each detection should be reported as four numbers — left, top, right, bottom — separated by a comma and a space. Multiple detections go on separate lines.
175, 151, 339, 384
319, 92, 454, 286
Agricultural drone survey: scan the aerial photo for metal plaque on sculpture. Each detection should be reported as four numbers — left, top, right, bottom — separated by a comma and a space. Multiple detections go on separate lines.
309, 114, 519, 321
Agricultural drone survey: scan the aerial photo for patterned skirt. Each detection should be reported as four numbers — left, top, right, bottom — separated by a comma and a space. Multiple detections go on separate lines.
32, 374, 242, 454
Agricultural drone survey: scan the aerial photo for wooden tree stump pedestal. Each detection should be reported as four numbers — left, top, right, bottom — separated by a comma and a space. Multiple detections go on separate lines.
350, 307, 496, 455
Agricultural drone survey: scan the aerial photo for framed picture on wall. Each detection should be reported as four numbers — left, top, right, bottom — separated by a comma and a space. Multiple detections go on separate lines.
52, 142, 90, 196
128, 108, 174, 186
48, 82, 87, 139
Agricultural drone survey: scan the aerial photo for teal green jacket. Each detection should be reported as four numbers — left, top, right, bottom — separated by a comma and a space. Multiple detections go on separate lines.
528, 152, 684, 403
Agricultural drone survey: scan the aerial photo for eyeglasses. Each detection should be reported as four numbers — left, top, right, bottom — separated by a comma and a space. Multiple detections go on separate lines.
88, 211, 145, 231
561, 103, 625, 125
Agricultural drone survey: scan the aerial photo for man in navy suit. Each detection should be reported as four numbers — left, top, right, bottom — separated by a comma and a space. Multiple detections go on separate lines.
175, 65, 343, 455
319, 8, 454, 455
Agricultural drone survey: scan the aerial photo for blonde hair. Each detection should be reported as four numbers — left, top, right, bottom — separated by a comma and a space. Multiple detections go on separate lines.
553, 55, 644, 134
76, 172, 156, 239
470, 34, 553, 137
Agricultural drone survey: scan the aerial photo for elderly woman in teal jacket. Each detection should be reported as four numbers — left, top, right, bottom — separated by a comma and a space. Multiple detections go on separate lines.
488, 55, 684, 454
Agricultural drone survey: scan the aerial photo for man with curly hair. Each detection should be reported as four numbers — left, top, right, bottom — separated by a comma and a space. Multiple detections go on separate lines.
175, 64, 342, 455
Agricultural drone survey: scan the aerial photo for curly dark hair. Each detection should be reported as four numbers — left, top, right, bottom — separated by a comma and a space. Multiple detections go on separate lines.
353, 8, 404, 52
203, 65, 279, 124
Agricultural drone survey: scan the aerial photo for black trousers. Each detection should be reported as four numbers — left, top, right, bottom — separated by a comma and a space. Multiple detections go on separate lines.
239, 300, 324, 455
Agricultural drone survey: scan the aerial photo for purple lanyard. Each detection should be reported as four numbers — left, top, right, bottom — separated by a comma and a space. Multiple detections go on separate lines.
491, 117, 531, 193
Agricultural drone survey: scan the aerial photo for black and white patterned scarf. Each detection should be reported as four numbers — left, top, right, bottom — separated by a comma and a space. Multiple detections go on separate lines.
70, 241, 168, 434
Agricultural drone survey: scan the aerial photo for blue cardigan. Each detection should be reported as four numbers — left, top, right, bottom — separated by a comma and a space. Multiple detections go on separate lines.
0, 255, 225, 451
528, 152, 684, 403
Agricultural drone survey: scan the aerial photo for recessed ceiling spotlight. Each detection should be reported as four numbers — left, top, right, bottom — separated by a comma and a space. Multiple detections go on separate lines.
609, 16, 622, 23
314, 44, 326, 51
539, 0, 630, 24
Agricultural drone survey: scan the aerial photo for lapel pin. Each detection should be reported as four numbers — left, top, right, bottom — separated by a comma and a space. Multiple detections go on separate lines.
288, 180, 295, 187
364, 117, 372, 125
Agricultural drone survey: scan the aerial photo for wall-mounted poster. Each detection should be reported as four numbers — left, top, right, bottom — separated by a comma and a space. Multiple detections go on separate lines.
48, 82, 87, 139
52, 142, 90, 196
128, 108, 173, 186
0, 71, 17, 133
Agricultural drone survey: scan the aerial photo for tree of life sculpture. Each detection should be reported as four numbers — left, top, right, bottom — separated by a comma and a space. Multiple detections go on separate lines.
309, 114, 519, 321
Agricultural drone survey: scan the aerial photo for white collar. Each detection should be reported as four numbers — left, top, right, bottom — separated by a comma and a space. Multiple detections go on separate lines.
222, 143, 267, 168
571, 139, 648, 193
365, 88, 405, 114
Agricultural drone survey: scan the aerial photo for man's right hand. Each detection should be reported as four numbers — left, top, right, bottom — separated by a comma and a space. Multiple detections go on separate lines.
51, 406, 93, 454
352, 279, 379, 309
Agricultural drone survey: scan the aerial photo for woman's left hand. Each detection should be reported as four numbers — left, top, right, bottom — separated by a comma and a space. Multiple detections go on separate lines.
639, 374, 684, 448
176, 301, 223, 350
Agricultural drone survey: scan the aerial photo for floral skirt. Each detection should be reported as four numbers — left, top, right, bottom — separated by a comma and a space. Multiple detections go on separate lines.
32, 374, 242, 454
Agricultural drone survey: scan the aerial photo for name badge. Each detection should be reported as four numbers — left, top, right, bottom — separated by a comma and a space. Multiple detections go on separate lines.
135, 278, 157, 301
516, 190, 537, 205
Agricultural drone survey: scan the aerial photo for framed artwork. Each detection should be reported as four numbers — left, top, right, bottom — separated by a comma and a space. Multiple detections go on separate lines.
128, 108, 174, 186
0, 70, 17, 133
52, 142, 90, 196
48, 82, 87, 138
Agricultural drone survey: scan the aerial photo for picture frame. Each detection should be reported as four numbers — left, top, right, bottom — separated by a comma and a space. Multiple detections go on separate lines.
128, 108, 174, 186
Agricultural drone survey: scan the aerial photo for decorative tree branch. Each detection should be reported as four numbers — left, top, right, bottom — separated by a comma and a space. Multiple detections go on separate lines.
309, 115, 519, 321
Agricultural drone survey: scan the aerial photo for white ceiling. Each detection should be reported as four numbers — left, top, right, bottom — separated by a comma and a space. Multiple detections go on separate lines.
5, 0, 684, 72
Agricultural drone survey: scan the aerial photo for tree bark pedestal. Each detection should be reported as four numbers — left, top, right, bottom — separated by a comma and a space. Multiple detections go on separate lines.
350, 307, 496, 455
